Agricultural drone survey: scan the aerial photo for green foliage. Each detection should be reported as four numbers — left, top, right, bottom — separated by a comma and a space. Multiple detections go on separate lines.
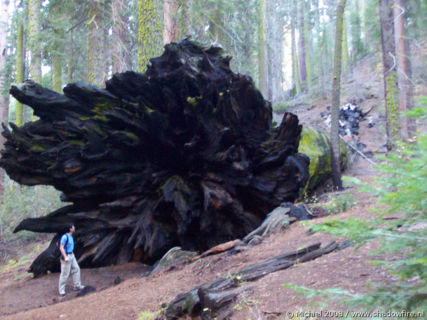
0, 179, 63, 242
283, 98, 427, 315
320, 191, 356, 215
407, 96, 427, 120
363, 0, 381, 54
349, 2, 365, 59
137, 308, 164, 320
272, 101, 289, 113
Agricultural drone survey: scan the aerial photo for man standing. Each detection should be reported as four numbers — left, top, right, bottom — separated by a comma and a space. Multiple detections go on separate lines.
58, 223, 84, 296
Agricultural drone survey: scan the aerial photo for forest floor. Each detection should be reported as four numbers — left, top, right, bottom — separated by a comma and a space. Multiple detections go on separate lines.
0, 57, 417, 320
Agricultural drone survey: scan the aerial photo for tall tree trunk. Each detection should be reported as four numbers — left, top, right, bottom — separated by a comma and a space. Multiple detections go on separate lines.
178, 0, 189, 39
297, 0, 307, 90
291, 0, 301, 95
404, 30, 415, 137
304, 0, 312, 90
67, 34, 73, 82
103, 0, 111, 80
330, 0, 347, 190
393, 0, 408, 140
137, 0, 160, 72
52, 28, 64, 93
342, 19, 349, 70
0, 0, 9, 195
350, 0, 363, 60
320, 24, 328, 98
265, 0, 272, 102
87, 0, 108, 86
379, 0, 400, 150
272, 0, 284, 102
15, 21, 24, 126
258, 0, 268, 96
28, 0, 41, 83
163, 0, 178, 44
112, 0, 132, 73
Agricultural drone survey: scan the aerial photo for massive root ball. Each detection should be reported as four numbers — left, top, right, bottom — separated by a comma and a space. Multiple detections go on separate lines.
1, 39, 309, 276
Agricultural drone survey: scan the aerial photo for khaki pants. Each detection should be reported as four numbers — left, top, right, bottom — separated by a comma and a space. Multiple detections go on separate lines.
58, 253, 82, 294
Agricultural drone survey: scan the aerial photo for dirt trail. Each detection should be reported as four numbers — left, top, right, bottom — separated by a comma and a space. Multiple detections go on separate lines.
0, 159, 390, 320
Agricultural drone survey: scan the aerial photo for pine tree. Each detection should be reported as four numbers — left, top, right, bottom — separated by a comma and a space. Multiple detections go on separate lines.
0, 0, 9, 195
28, 0, 41, 83
137, 0, 161, 73
163, 0, 178, 44
291, 0, 301, 95
379, 0, 400, 150
393, 0, 408, 140
297, 0, 307, 90
87, 0, 108, 86
330, 0, 347, 190
258, 0, 268, 96
15, 21, 24, 126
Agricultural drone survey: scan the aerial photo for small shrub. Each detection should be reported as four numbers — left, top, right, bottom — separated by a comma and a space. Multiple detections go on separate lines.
137, 309, 164, 320
321, 192, 356, 215
273, 101, 289, 113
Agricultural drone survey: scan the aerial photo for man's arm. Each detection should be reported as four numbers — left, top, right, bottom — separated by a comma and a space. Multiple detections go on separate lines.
60, 243, 69, 262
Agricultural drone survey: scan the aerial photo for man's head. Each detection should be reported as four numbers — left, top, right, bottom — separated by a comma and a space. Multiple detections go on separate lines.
65, 223, 75, 234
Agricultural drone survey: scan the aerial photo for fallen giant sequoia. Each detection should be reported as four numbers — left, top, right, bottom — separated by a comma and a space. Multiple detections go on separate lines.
1, 40, 309, 275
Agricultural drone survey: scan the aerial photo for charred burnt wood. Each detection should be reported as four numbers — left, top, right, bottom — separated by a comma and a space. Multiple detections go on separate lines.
164, 242, 340, 319
1, 39, 309, 276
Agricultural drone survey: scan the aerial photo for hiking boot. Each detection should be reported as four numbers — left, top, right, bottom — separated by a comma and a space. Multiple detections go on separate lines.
73, 285, 85, 291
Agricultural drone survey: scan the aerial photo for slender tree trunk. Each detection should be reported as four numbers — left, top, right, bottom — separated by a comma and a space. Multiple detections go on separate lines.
379, 0, 400, 150
304, 0, 312, 90
314, 0, 323, 96
112, 0, 132, 73
15, 21, 24, 126
320, 25, 328, 98
404, 33, 415, 137
241, 0, 252, 75
178, 0, 190, 39
350, 0, 363, 60
103, 0, 111, 80
87, 0, 107, 86
0, 0, 10, 195
297, 0, 307, 89
52, 28, 64, 93
272, 0, 284, 102
67, 34, 73, 82
28, 0, 41, 83
163, 0, 178, 44
258, 0, 268, 96
331, 0, 347, 190
342, 19, 349, 70
291, 0, 300, 95
393, 0, 408, 140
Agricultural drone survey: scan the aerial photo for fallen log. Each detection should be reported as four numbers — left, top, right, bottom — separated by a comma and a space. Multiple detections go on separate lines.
1, 39, 309, 275
164, 241, 340, 319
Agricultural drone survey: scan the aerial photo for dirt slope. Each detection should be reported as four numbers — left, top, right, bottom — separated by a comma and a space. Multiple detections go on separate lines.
0, 160, 392, 320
